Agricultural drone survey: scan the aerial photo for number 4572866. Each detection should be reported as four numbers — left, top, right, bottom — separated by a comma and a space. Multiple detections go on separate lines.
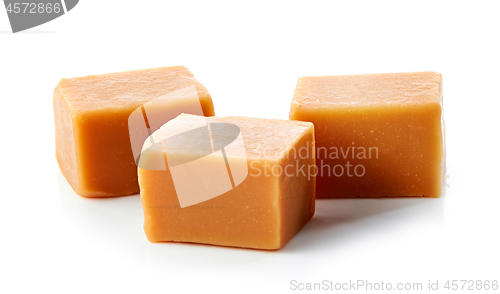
444, 280, 498, 291
5, 3, 62, 14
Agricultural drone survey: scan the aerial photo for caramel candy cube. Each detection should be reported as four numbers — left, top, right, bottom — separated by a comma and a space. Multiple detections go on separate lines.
290, 72, 444, 198
138, 114, 315, 250
54, 66, 214, 197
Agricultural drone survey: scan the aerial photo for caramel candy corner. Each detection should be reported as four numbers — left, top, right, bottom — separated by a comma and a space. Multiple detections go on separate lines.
54, 66, 215, 197
290, 71, 444, 198
138, 114, 316, 250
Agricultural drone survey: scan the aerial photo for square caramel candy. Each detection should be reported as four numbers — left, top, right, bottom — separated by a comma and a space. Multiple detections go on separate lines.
54, 66, 215, 197
138, 114, 315, 250
290, 72, 444, 198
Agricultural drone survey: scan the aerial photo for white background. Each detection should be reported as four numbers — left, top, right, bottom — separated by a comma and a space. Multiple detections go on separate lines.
1, 1, 499, 293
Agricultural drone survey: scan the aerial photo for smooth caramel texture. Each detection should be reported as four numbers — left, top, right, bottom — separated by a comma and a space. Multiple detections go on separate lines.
290, 72, 444, 198
139, 114, 315, 250
54, 66, 215, 197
